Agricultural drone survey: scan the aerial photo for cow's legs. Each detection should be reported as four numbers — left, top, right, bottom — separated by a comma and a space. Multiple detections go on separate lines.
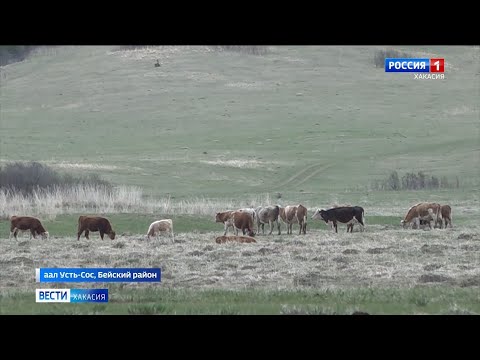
85, 230, 90, 239
276, 220, 281, 235
100, 231, 105, 240
268, 221, 274, 235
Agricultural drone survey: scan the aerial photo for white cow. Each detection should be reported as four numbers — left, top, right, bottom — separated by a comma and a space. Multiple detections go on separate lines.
146, 219, 174, 242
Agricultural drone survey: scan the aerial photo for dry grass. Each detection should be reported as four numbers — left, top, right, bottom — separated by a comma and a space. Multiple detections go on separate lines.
2, 224, 479, 293
0, 187, 280, 219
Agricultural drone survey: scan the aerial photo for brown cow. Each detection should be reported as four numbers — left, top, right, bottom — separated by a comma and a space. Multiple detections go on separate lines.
10, 216, 49, 240
215, 235, 257, 244
401, 202, 441, 229
284, 204, 308, 235
146, 219, 174, 242
426, 204, 452, 229
438, 204, 452, 228
216, 209, 255, 236
77, 216, 116, 240
231, 211, 256, 237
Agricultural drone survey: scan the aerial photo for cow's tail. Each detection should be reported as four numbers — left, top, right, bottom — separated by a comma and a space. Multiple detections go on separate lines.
361, 208, 365, 231
273, 205, 280, 221
77, 216, 84, 231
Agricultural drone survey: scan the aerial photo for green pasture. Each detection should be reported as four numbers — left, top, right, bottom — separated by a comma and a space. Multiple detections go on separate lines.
1, 45, 478, 200
1, 286, 478, 315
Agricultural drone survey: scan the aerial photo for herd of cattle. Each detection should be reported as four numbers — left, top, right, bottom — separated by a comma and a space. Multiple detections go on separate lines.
7, 202, 452, 243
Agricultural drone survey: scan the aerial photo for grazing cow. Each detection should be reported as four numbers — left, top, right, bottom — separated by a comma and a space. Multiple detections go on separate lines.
231, 211, 256, 237
400, 202, 441, 229
255, 205, 281, 235
215, 210, 256, 236
420, 204, 452, 229
238, 207, 256, 223
9, 216, 49, 240
284, 204, 308, 235
215, 235, 257, 244
312, 206, 365, 233
146, 219, 174, 242
77, 216, 116, 240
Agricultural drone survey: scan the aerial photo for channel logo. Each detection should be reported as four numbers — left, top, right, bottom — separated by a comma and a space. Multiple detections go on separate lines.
35, 289, 108, 303
385, 58, 445, 73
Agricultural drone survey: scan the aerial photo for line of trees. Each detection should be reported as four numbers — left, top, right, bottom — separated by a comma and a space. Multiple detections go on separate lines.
371, 170, 459, 191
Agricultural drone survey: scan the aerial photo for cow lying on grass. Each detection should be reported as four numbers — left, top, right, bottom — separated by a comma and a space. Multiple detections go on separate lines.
77, 216, 116, 240
10, 215, 49, 240
215, 235, 257, 244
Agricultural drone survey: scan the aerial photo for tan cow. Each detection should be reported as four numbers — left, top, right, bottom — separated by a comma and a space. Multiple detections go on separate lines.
401, 202, 442, 229
284, 204, 308, 235
146, 219, 174, 242
215, 210, 235, 235
10, 216, 49, 240
215, 235, 256, 244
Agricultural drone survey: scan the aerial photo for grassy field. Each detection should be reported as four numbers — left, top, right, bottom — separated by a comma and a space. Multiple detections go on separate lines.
1, 222, 479, 314
0, 45, 479, 314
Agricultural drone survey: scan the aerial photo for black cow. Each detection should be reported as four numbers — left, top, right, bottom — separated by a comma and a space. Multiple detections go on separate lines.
311, 206, 365, 233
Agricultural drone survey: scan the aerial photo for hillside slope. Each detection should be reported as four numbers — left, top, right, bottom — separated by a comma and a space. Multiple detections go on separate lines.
1, 45, 478, 200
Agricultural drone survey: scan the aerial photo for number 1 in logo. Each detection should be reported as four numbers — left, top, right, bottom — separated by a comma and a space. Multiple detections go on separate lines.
430, 58, 445, 73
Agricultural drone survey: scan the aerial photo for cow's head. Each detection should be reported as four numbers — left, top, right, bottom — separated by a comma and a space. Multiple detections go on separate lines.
400, 219, 409, 229
215, 212, 222, 222
319, 210, 330, 224
108, 231, 116, 240
247, 229, 255, 237
41, 231, 49, 240
311, 209, 326, 222
311, 209, 321, 220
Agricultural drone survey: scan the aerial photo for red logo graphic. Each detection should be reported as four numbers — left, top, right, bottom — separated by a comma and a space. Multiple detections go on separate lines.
430, 58, 445, 73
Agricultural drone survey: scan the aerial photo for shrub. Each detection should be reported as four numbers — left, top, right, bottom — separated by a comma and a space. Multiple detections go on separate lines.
371, 170, 458, 191
0, 161, 112, 195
